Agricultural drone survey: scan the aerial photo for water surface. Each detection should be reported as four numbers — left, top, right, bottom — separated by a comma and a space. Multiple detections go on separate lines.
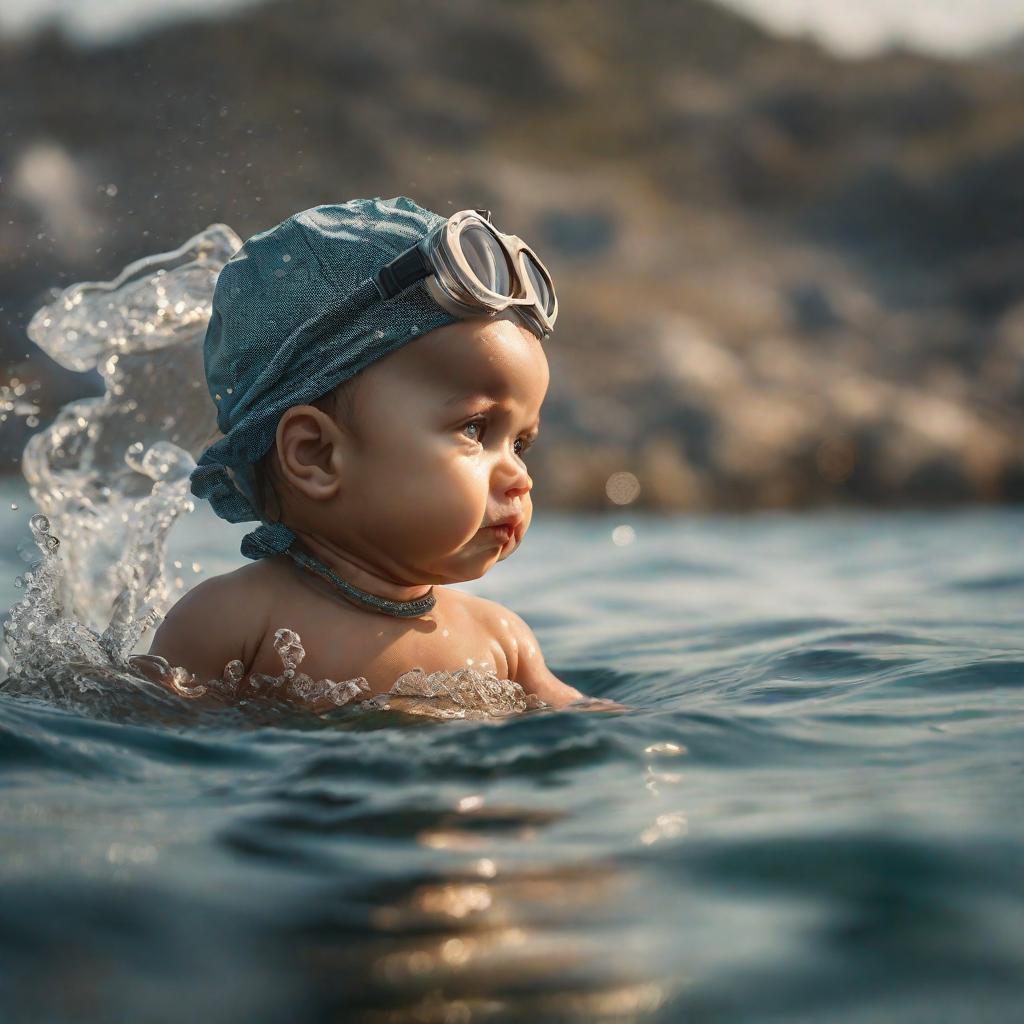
2, 492, 1022, 1022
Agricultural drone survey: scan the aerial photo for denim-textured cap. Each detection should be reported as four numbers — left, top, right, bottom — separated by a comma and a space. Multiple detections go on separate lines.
190, 197, 459, 559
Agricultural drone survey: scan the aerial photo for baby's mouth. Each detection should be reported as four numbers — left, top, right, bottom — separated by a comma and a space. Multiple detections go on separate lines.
484, 523, 516, 545
481, 516, 522, 547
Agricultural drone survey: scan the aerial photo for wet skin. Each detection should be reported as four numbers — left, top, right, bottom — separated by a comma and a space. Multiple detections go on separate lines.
149, 315, 597, 708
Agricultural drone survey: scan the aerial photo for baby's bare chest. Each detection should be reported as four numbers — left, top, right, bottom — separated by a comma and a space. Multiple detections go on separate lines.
246, 591, 510, 695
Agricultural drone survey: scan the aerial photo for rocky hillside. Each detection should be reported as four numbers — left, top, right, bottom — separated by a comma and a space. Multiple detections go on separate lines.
2, 0, 1023, 508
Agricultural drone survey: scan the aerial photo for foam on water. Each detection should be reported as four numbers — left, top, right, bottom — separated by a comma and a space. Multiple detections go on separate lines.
2, 226, 543, 719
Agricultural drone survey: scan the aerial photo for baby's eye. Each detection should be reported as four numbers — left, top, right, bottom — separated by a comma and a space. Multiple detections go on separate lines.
462, 418, 485, 442
513, 436, 535, 458
461, 418, 536, 456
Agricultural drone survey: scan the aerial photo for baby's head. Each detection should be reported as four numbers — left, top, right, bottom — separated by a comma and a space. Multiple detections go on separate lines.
191, 197, 555, 587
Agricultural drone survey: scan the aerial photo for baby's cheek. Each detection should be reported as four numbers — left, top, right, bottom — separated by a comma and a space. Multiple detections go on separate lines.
433, 457, 491, 535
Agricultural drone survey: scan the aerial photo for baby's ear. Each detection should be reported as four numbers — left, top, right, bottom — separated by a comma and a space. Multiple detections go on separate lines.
274, 405, 345, 501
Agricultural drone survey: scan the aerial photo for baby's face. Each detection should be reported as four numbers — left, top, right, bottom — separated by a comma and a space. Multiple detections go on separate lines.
317, 315, 549, 584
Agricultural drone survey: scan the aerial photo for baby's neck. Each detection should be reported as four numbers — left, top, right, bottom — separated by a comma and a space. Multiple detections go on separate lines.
286, 529, 434, 607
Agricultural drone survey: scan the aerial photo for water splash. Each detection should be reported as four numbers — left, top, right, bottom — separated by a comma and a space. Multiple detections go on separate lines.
4, 513, 108, 677
0, 378, 41, 425
4, 225, 239, 690
130, 626, 371, 712
366, 666, 546, 719
128, 627, 543, 720
20, 225, 238, 639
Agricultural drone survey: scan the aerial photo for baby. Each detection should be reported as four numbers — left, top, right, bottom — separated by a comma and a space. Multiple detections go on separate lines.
148, 197, 595, 709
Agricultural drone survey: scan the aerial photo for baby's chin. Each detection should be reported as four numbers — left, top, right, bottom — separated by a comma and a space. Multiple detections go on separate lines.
426, 536, 520, 583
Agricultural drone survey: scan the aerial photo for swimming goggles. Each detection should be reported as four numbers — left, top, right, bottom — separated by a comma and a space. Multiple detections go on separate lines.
376, 208, 558, 339
307, 209, 557, 343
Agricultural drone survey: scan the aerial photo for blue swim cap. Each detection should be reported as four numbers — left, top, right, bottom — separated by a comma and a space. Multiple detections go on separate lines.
189, 196, 460, 559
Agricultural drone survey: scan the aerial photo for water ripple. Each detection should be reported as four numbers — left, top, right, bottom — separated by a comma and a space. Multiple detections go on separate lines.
1, 510, 1023, 1021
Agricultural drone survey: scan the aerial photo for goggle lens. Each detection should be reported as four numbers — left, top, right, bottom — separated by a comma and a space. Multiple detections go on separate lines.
521, 251, 555, 317
459, 223, 514, 298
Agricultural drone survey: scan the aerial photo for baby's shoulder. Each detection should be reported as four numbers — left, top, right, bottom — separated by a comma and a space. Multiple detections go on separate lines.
441, 589, 529, 665
440, 590, 585, 707
166, 559, 283, 621
442, 587, 503, 627
148, 560, 285, 680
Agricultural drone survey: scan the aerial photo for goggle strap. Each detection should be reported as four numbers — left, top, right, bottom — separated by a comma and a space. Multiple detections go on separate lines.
375, 244, 432, 300
295, 278, 383, 349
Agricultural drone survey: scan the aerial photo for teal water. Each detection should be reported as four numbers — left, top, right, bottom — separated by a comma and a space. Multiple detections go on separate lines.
1, 488, 1022, 1022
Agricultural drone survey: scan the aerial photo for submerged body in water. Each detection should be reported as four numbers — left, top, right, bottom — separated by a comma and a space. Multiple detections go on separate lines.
146, 547, 576, 708
2, 508, 550, 721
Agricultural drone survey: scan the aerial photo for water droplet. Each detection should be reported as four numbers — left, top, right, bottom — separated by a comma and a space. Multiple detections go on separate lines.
273, 628, 305, 677
125, 441, 146, 472
140, 441, 194, 482
222, 660, 245, 685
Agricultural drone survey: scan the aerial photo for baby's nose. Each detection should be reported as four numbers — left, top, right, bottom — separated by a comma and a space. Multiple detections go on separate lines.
505, 474, 532, 500
498, 452, 532, 499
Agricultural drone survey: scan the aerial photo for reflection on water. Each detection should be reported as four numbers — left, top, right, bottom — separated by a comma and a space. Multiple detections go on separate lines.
320, 867, 668, 1021
264, 793, 681, 1023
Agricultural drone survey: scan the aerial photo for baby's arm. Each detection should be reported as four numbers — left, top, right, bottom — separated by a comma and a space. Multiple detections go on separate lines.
499, 607, 585, 709
146, 573, 264, 685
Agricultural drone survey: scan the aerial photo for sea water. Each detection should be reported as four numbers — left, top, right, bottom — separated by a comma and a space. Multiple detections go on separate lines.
3, 496, 1022, 1021
1, 230, 1022, 1020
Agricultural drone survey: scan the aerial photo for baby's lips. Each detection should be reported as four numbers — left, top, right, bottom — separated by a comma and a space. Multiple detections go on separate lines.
505, 520, 526, 547
488, 513, 523, 533
481, 512, 526, 552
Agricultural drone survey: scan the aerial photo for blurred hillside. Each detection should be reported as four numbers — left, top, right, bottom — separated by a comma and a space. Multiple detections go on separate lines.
2, 0, 1023, 509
